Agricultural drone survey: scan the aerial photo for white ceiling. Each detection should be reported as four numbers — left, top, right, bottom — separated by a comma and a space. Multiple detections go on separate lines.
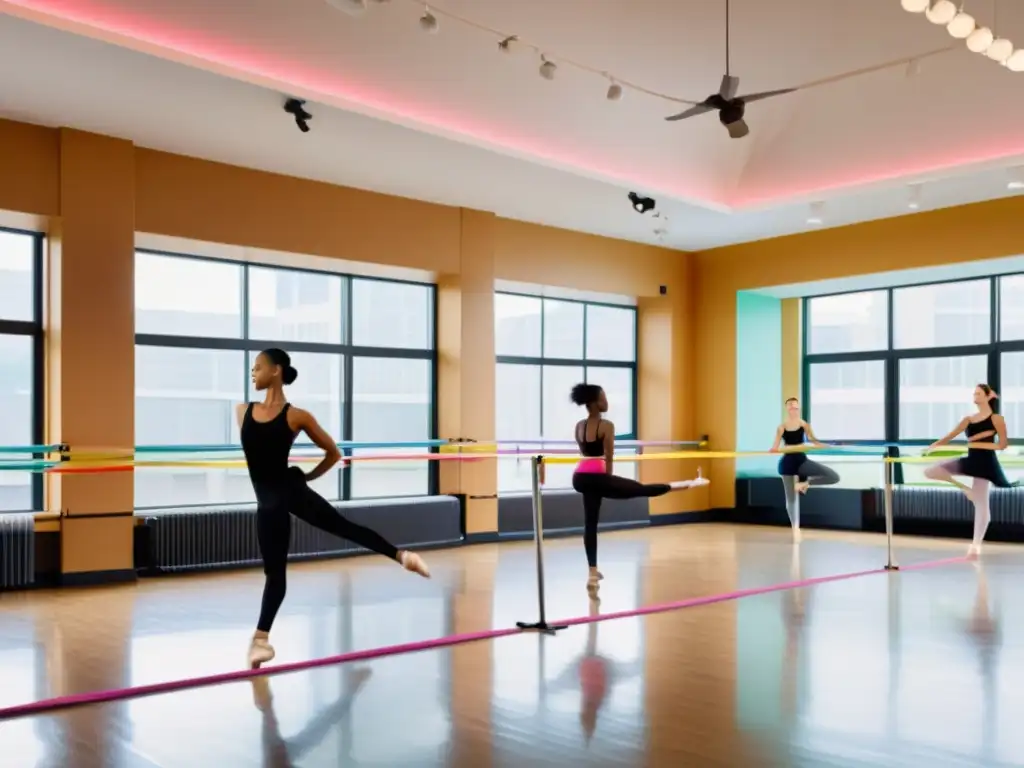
1, 0, 1024, 249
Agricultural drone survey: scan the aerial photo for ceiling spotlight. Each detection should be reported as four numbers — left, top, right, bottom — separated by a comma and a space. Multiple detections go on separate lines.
284, 98, 312, 133
901, 0, 929, 11
606, 82, 623, 101
628, 192, 656, 214
907, 184, 922, 210
966, 26, 994, 52
1007, 167, 1024, 190
326, 0, 368, 17
986, 37, 1014, 62
419, 9, 438, 33
1006, 50, 1024, 72
539, 56, 557, 80
925, 0, 957, 25
947, 12, 976, 39
807, 201, 824, 226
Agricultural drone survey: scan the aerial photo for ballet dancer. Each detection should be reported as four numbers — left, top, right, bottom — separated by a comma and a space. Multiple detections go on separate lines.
924, 383, 1010, 558
569, 382, 708, 588
241, 348, 430, 668
770, 396, 839, 542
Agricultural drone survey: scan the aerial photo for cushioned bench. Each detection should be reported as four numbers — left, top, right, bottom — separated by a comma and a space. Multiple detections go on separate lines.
137, 495, 462, 573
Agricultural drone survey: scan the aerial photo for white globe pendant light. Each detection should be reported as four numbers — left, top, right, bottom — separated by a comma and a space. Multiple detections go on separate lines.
967, 26, 994, 53
901, 0, 929, 11
925, 0, 957, 25
947, 12, 976, 39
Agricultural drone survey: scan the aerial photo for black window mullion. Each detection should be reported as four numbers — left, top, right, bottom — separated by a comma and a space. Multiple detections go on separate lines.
31, 232, 44, 512
342, 276, 354, 501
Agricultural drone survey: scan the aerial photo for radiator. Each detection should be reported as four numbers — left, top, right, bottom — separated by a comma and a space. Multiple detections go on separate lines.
873, 487, 1024, 525
0, 513, 35, 589
144, 507, 353, 573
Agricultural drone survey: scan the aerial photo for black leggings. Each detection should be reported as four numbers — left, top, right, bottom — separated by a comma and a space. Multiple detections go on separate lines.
572, 472, 672, 568
256, 471, 400, 632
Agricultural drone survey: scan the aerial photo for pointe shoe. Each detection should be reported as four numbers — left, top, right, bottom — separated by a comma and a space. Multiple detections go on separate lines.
587, 572, 601, 589
400, 551, 431, 578
248, 638, 276, 669
966, 544, 981, 560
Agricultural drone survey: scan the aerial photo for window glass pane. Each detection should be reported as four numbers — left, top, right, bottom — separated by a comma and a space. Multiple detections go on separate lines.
351, 279, 432, 349
495, 294, 541, 357
0, 335, 33, 511
807, 291, 887, 354
350, 357, 431, 498
808, 360, 885, 439
543, 365, 583, 488
1001, 352, 1024, 461
587, 366, 633, 436
893, 280, 990, 350
542, 299, 583, 359
585, 305, 636, 362
496, 364, 540, 493
247, 351, 343, 501
999, 275, 1024, 341
135, 253, 243, 338
898, 355, 988, 440
247, 267, 343, 344
134, 346, 249, 508
0, 231, 34, 322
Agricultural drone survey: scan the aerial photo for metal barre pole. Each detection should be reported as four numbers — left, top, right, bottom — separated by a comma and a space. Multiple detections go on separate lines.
516, 456, 567, 634
883, 460, 899, 571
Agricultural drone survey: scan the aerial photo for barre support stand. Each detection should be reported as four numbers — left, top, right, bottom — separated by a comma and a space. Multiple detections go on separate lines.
883, 460, 899, 571
517, 455, 567, 634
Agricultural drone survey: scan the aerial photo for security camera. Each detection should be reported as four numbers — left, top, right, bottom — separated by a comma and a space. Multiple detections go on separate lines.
284, 98, 312, 133
628, 192, 655, 214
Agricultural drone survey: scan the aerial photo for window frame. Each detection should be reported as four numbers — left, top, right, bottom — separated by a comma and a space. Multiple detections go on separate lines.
495, 291, 638, 490
801, 277, 1012, 447
134, 249, 438, 506
0, 228, 45, 512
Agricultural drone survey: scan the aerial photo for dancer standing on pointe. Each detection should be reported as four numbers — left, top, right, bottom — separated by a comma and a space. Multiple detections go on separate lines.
770, 397, 839, 542
924, 383, 1010, 558
568, 383, 708, 589
241, 348, 430, 668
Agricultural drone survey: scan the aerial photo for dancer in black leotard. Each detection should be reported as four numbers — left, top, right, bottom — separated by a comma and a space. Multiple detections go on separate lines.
568, 383, 708, 588
241, 348, 430, 668
924, 383, 1011, 558
770, 397, 839, 542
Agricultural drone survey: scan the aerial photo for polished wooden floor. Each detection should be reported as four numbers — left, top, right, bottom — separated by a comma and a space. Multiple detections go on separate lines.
0, 524, 1021, 767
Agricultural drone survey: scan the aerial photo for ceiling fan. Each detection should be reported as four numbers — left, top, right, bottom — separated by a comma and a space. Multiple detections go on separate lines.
665, 0, 798, 138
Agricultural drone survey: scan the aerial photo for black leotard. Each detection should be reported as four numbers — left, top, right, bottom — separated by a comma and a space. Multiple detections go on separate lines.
241, 403, 297, 496
778, 425, 807, 476
953, 414, 1011, 487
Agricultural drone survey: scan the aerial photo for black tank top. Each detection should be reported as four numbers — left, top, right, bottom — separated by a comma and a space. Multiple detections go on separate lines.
781, 426, 805, 447
965, 414, 995, 455
576, 419, 605, 457
240, 403, 297, 490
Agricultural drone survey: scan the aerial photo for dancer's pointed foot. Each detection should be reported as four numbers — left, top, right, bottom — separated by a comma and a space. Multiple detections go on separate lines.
400, 550, 431, 578
248, 637, 276, 670
670, 477, 710, 490
795, 481, 810, 495
966, 544, 982, 560
587, 568, 601, 590
792, 528, 803, 543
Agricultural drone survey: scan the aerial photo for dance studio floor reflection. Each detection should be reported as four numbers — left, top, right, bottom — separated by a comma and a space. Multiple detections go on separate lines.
1, 525, 1021, 767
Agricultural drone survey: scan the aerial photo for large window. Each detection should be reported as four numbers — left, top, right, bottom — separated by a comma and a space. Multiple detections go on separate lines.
0, 230, 43, 512
494, 293, 637, 492
134, 251, 435, 508
804, 275, 1024, 487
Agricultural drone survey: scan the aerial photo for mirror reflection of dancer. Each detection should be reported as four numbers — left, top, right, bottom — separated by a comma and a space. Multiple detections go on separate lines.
770, 397, 839, 542
569, 383, 708, 589
924, 384, 1010, 559
241, 348, 430, 669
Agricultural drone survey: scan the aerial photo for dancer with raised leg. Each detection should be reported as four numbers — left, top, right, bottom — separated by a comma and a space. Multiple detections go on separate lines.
924, 383, 1010, 559
770, 397, 839, 542
568, 383, 708, 589
241, 348, 430, 669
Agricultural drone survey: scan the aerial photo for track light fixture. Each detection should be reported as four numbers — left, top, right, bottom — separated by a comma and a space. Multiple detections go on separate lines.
284, 98, 312, 133
628, 192, 656, 214
419, 7, 438, 33
539, 56, 557, 81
